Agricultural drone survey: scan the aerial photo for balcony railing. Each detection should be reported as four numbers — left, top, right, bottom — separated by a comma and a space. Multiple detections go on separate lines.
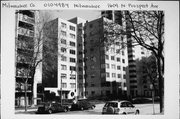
18, 27, 34, 37
19, 14, 35, 24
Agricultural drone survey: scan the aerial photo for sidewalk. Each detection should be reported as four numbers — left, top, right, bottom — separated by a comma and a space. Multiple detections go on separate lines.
15, 106, 38, 113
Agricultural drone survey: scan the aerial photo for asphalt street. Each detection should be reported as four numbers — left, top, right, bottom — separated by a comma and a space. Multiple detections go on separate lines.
15, 103, 160, 115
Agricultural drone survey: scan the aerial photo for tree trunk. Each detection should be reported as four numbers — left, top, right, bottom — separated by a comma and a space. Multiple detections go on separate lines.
30, 68, 36, 106
157, 56, 164, 113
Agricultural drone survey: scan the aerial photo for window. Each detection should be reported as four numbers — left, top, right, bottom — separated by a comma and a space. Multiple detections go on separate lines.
122, 51, 124, 55
91, 74, 95, 78
70, 66, 76, 71
61, 22, 67, 28
61, 39, 66, 44
70, 74, 76, 79
61, 73, 67, 79
123, 74, 126, 79
101, 73, 106, 77
116, 49, 120, 53
117, 74, 121, 78
70, 33, 75, 39
117, 57, 121, 62
78, 51, 83, 55
112, 73, 116, 78
106, 72, 110, 77
61, 47, 66, 53
78, 67, 83, 71
62, 83, 67, 88
101, 56, 105, 60
70, 58, 76, 63
61, 55, 67, 61
111, 64, 116, 69
70, 83, 76, 88
111, 47, 115, 53
61, 65, 67, 70
123, 67, 126, 71
106, 63, 109, 68
122, 59, 125, 63
111, 56, 115, 60
61, 30, 67, 36
69, 25, 75, 31
105, 55, 109, 60
101, 64, 105, 69
70, 41, 75, 47
78, 59, 83, 63
117, 66, 121, 70
70, 49, 76, 54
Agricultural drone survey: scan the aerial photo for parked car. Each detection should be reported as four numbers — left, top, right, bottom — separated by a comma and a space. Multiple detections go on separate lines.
62, 99, 74, 109
71, 99, 96, 111
37, 102, 69, 114
102, 100, 140, 115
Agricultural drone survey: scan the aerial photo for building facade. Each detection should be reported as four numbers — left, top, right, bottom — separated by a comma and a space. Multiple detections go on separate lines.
69, 17, 87, 99
15, 10, 40, 106
43, 18, 77, 100
84, 17, 128, 99
101, 10, 156, 98
127, 43, 152, 97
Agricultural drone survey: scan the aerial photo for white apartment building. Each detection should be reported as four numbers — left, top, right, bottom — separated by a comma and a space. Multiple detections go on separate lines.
69, 17, 87, 99
43, 18, 77, 100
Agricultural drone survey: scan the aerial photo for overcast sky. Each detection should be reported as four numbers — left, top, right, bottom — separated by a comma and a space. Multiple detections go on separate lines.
45, 10, 101, 22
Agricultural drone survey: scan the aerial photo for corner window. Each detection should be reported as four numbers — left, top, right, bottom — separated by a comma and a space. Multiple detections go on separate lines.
69, 25, 75, 31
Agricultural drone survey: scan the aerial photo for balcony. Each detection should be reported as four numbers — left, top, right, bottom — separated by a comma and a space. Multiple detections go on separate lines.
15, 83, 32, 92
18, 27, 34, 37
19, 13, 35, 24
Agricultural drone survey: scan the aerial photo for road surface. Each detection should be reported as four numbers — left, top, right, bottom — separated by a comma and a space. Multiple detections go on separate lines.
16, 103, 161, 115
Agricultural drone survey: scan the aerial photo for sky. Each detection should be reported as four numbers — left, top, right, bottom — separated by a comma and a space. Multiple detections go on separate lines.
45, 10, 102, 22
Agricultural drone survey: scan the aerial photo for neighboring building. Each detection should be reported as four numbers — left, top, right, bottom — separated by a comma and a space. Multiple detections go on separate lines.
84, 17, 128, 98
125, 11, 155, 98
101, 10, 157, 98
101, 10, 123, 25
69, 17, 87, 99
126, 43, 152, 97
43, 18, 77, 100
15, 10, 40, 106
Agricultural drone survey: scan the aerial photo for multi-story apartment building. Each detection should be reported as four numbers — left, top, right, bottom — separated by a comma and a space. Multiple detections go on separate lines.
127, 44, 152, 97
101, 10, 155, 98
84, 17, 128, 98
69, 17, 87, 99
43, 18, 77, 100
15, 10, 40, 106
101, 10, 123, 25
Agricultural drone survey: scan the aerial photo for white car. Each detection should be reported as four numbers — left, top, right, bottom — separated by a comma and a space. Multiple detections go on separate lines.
102, 100, 140, 115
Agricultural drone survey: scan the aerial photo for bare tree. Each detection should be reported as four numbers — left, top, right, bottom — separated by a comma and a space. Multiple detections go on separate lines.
101, 11, 164, 113
15, 10, 54, 110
